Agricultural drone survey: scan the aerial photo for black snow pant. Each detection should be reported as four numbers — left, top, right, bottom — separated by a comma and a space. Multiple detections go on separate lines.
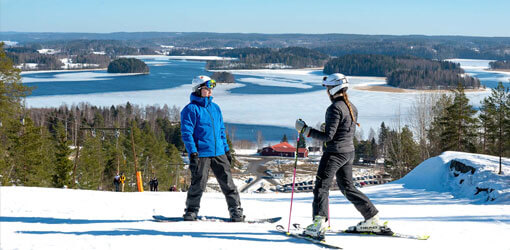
312, 151, 378, 220
185, 154, 241, 213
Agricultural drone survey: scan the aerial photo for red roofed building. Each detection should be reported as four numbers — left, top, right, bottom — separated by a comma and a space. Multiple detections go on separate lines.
260, 142, 308, 158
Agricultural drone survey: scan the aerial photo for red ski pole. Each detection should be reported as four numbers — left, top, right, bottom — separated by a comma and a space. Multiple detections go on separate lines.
328, 197, 331, 229
287, 130, 301, 233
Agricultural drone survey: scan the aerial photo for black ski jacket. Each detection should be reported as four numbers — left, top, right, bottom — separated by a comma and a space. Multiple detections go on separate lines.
308, 96, 357, 153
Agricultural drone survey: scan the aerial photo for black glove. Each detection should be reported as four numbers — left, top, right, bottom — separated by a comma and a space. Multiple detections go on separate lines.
225, 150, 232, 165
189, 152, 199, 167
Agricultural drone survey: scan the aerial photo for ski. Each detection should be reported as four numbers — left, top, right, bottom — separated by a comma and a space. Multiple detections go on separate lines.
332, 228, 430, 240
292, 223, 429, 240
152, 215, 281, 224
275, 225, 343, 249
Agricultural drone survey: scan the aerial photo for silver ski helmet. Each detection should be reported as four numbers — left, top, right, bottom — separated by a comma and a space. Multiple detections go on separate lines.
192, 75, 216, 93
322, 73, 349, 96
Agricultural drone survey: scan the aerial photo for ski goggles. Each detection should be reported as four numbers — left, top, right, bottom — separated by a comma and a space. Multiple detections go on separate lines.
200, 79, 217, 89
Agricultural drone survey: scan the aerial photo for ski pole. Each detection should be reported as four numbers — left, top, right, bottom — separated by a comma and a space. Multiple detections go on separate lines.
287, 130, 302, 233
328, 197, 331, 229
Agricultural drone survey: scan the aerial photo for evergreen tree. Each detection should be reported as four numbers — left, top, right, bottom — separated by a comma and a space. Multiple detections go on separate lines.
52, 122, 73, 188
140, 122, 170, 190
378, 122, 389, 158
439, 84, 478, 153
385, 126, 420, 178
76, 133, 106, 190
427, 94, 453, 156
4, 117, 53, 186
0, 43, 32, 185
281, 134, 288, 143
479, 82, 510, 174
370, 137, 379, 160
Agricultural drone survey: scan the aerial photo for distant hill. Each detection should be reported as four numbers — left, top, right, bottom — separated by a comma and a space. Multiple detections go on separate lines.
107, 58, 149, 74
2, 31, 510, 60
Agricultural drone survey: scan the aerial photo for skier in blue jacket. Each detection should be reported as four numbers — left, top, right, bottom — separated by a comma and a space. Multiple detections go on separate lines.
180, 75, 244, 222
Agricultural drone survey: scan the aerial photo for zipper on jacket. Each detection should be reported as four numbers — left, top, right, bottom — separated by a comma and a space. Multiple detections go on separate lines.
205, 107, 217, 156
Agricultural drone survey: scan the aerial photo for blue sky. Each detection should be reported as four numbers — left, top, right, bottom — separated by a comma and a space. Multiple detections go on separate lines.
1, 0, 509, 36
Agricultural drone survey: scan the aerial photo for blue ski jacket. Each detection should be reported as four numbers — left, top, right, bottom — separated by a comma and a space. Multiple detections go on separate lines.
180, 93, 229, 157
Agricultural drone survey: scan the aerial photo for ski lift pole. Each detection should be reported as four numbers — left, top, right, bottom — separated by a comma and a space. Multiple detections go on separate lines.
287, 129, 302, 233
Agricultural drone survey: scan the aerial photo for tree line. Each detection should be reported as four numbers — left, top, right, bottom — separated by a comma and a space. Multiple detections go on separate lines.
170, 47, 330, 69
211, 72, 235, 83
5, 40, 156, 71
324, 54, 480, 89
315, 39, 510, 61
490, 60, 510, 69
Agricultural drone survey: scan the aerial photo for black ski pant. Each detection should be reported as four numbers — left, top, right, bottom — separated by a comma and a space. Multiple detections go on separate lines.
185, 154, 241, 213
312, 151, 378, 220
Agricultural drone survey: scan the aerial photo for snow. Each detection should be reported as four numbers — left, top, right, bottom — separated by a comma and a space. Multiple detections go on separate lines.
22, 71, 144, 83
60, 58, 100, 70
1, 152, 509, 250
15, 63, 38, 70
1, 41, 18, 46
37, 49, 59, 55
395, 151, 510, 203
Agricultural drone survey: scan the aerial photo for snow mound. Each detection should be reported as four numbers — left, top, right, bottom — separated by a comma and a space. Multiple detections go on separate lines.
395, 151, 510, 204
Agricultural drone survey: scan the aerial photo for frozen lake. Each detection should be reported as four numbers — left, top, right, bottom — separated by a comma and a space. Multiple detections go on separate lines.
24, 57, 510, 142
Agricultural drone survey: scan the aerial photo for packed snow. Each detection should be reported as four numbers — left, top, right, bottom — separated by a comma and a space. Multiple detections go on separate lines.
1, 151, 509, 250
59, 58, 100, 70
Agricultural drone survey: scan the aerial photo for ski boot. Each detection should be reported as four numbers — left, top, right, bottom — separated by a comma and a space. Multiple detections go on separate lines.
303, 215, 327, 240
348, 214, 387, 233
229, 207, 245, 222
183, 208, 198, 221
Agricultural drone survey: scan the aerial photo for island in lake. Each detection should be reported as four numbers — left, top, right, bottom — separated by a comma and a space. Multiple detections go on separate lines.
107, 58, 149, 74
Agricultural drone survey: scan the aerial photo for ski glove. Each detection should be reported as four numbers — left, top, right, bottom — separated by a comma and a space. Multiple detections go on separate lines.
190, 152, 199, 167
225, 150, 233, 165
295, 119, 312, 137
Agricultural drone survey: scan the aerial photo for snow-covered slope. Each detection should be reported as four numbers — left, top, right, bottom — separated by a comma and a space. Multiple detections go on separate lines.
1, 152, 509, 250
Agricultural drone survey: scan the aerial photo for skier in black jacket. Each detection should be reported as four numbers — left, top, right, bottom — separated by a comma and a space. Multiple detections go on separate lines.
295, 73, 383, 239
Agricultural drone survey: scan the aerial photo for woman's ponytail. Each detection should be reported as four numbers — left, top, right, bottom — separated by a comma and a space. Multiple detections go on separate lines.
342, 91, 360, 127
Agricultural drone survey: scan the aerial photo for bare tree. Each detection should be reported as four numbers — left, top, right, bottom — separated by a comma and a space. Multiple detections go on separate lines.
256, 130, 264, 149
407, 93, 437, 161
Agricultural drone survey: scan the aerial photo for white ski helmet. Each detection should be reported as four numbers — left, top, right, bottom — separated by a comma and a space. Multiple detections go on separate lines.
192, 75, 216, 92
322, 73, 349, 95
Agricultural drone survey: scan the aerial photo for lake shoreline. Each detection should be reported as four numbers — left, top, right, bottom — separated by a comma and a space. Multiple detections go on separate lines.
354, 85, 489, 93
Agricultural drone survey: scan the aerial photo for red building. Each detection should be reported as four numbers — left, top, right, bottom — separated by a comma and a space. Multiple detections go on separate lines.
260, 142, 308, 158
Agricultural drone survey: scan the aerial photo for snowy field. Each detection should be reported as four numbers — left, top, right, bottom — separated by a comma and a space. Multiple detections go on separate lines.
1, 152, 509, 250
24, 59, 502, 134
